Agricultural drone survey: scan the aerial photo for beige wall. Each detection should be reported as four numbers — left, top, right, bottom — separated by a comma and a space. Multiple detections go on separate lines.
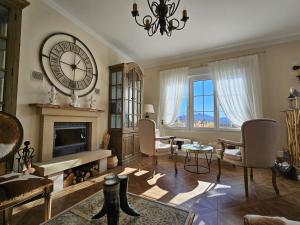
16, 0, 128, 160
144, 40, 300, 149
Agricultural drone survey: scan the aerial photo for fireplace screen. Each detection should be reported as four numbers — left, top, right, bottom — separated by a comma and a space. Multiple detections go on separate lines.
53, 122, 88, 157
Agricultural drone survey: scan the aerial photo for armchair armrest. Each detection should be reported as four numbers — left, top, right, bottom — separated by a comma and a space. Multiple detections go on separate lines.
218, 138, 244, 148
155, 136, 175, 141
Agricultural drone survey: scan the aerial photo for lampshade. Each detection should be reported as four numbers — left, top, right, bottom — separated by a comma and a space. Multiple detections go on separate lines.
144, 104, 155, 114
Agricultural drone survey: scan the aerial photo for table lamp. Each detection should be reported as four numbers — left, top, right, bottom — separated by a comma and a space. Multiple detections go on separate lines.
144, 104, 155, 119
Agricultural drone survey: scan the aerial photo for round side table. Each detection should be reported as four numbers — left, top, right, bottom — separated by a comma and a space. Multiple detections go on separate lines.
182, 144, 213, 174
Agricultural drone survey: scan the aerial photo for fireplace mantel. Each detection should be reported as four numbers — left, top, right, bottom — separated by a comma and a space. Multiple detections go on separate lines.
30, 103, 104, 117
30, 103, 104, 162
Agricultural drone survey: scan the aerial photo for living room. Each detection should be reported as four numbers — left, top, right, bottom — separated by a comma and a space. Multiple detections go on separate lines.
0, 0, 300, 225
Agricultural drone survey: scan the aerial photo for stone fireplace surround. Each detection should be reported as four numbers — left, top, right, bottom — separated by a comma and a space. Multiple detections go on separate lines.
30, 104, 111, 191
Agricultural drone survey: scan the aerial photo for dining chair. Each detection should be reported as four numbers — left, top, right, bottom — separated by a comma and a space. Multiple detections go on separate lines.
138, 119, 178, 174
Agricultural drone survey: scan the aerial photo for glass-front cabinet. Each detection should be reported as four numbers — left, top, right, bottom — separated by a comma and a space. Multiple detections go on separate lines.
0, 0, 29, 114
109, 63, 143, 164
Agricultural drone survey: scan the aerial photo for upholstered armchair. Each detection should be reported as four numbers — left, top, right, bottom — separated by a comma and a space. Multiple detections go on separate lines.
217, 119, 279, 197
244, 215, 300, 225
138, 119, 178, 174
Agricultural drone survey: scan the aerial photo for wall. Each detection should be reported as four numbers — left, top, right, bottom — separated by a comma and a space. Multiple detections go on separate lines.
144, 40, 300, 149
16, 0, 129, 161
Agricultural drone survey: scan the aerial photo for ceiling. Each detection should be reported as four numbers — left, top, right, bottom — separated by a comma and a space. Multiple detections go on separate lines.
49, 0, 300, 67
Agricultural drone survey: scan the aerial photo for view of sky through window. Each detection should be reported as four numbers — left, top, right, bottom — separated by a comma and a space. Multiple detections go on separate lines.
171, 78, 236, 128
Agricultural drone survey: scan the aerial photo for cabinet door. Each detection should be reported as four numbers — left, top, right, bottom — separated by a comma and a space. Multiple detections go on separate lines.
110, 71, 123, 129
124, 69, 134, 130
133, 134, 140, 154
122, 134, 134, 159
131, 69, 142, 129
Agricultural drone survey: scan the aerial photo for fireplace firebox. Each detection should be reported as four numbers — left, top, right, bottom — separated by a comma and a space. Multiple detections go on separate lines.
53, 122, 89, 157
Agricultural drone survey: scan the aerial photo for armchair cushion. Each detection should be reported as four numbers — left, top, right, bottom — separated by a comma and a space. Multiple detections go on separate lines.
216, 149, 242, 161
155, 142, 178, 154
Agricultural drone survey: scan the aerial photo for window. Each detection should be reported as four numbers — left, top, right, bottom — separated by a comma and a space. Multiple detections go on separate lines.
193, 79, 215, 128
168, 74, 239, 130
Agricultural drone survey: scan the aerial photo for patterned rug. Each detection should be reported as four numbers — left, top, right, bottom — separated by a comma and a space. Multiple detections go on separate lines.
43, 191, 194, 225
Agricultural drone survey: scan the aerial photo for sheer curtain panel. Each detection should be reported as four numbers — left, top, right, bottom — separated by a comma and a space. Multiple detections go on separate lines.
158, 67, 188, 126
208, 55, 262, 127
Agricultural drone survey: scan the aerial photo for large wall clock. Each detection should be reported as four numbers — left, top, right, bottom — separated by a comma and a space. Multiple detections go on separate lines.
39, 32, 98, 97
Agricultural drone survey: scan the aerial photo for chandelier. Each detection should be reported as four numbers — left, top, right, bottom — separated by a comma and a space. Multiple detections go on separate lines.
131, 0, 189, 37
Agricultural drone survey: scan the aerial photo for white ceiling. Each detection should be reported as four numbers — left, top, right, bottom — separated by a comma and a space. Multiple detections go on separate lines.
49, 0, 300, 67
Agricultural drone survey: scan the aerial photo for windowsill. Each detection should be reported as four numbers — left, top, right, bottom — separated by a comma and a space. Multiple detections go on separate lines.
164, 126, 241, 133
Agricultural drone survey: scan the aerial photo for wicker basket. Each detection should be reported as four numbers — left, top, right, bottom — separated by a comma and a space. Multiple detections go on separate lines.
107, 155, 118, 169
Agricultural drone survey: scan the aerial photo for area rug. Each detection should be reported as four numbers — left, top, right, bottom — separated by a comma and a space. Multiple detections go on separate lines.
42, 191, 194, 225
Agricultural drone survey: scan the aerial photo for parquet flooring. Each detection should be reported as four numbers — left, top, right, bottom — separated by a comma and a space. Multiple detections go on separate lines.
11, 156, 300, 225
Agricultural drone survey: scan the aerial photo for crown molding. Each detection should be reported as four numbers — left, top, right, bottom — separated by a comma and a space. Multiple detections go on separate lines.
43, 0, 133, 62
140, 32, 300, 69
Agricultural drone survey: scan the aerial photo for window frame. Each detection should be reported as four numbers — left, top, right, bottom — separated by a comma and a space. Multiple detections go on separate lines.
166, 73, 240, 132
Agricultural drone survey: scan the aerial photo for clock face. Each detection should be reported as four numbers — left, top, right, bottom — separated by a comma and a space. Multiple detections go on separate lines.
40, 33, 98, 97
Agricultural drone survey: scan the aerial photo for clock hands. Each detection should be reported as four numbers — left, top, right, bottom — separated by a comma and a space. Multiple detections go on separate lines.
76, 59, 82, 66
59, 60, 85, 73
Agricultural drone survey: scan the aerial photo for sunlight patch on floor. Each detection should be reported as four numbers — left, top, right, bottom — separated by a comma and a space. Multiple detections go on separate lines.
168, 181, 231, 205
147, 173, 165, 185
141, 185, 168, 200
134, 170, 149, 176
118, 167, 138, 176
207, 183, 231, 197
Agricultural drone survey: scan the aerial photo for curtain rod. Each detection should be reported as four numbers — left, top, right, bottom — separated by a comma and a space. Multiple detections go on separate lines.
188, 50, 266, 69
207, 50, 266, 64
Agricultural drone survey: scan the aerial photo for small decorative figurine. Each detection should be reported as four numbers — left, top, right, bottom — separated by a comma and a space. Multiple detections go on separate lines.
92, 174, 140, 225
288, 88, 300, 109
70, 92, 80, 107
89, 92, 96, 109
48, 86, 57, 105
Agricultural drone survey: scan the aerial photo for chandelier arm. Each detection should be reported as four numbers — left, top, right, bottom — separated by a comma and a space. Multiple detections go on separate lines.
151, 20, 159, 34
143, 15, 154, 25
151, 17, 158, 26
167, 0, 181, 18
134, 16, 146, 28
174, 21, 186, 31
147, 0, 158, 17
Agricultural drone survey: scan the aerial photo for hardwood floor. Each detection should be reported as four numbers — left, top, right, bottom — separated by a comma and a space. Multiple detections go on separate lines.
11, 155, 300, 225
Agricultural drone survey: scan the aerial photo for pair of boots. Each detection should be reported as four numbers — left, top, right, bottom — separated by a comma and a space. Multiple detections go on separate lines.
92, 174, 140, 225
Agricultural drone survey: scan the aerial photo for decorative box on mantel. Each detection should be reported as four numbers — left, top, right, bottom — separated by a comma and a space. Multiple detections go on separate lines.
283, 109, 300, 170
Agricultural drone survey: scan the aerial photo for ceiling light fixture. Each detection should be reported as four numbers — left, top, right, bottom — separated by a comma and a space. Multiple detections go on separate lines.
131, 0, 189, 37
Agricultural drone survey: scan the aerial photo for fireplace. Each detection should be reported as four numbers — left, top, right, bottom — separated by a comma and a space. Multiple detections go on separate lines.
53, 122, 89, 157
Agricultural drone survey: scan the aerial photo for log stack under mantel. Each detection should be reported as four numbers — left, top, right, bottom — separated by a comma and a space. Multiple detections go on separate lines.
63, 161, 99, 188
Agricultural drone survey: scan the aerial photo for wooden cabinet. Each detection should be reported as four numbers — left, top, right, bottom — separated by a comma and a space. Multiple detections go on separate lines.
0, 0, 29, 115
108, 63, 143, 164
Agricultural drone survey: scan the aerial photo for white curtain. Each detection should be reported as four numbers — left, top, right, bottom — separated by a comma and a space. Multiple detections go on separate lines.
208, 55, 262, 127
158, 67, 188, 126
